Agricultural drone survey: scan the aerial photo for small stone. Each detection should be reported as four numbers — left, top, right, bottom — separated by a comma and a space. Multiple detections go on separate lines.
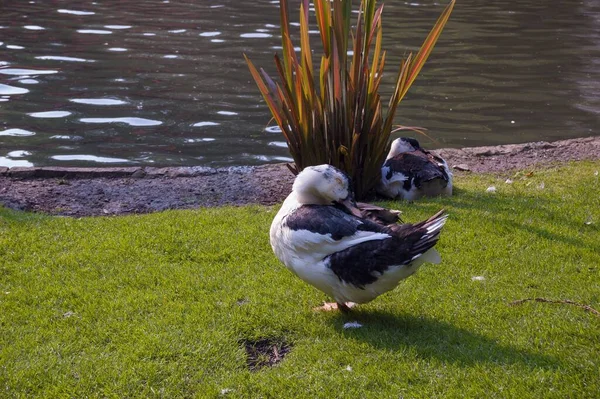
453, 164, 471, 172
585, 216, 593, 225
486, 186, 496, 193
131, 169, 146, 178
343, 321, 363, 329
345, 365, 353, 371
471, 276, 485, 281
595, 171, 598, 176
63, 311, 75, 318
537, 182, 545, 190
220, 388, 233, 395
505, 179, 513, 184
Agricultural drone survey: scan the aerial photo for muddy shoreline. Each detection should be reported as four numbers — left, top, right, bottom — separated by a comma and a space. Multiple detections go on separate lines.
1, 136, 599, 217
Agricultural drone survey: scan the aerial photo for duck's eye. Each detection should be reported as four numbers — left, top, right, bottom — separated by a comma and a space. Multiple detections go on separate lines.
335, 177, 344, 186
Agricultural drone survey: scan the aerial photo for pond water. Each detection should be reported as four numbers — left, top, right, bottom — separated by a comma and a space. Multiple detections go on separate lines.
1, 0, 599, 167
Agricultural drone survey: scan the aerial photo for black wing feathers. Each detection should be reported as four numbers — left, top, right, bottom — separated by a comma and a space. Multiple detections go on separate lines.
328, 210, 447, 288
285, 205, 385, 240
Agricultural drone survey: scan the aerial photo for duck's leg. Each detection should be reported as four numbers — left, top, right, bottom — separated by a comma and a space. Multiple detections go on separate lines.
313, 302, 356, 312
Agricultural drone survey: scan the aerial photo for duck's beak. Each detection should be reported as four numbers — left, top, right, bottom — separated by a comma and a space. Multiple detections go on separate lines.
339, 196, 363, 218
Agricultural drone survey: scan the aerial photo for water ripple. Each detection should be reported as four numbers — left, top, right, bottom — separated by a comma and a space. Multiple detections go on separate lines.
36, 55, 93, 62
77, 29, 112, 35
268, 141, 288, 148
240, 33, 272, 38
57, 9, 95, 16
50, 135, 83, 141
0, 68, 58, 76
0, 83, 29, 95
193, 121, 220, 127
185, 138, 216, 143
0, 128, 36, 136
70, 98, 127, 105
0, 157, 34, 167
7, 150, 31, 158
51, 155, 132, 163
265, 126, 283, 134
29, 111, 72, 118
80, 117, 162, 126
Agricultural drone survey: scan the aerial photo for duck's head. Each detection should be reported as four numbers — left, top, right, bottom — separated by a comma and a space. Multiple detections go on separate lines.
387, 137, 421, 159
292, 164, 362, 216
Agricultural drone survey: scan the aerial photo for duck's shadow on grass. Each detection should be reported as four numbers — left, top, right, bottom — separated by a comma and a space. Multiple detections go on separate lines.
382, 185, 599, 252
328, 310, 561, 369
451, 186, 598, 248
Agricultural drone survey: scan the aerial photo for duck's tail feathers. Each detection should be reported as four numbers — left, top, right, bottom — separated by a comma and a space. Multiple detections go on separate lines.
409, 210, 448, 258
423, 209, 448, 237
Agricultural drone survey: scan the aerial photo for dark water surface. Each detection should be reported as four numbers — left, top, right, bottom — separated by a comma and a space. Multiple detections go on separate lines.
1, 0, 599, 167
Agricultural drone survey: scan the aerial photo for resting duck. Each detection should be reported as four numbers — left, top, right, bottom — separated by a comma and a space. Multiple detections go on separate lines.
270, 164, 448, 312
378, 137, 453, 200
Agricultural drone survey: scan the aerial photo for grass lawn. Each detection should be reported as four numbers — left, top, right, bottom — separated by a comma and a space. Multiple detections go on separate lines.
1, 161, 599, 398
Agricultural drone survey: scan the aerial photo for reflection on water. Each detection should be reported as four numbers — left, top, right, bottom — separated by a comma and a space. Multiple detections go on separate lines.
0, 68, 58, 75
57, 9, 96, 16
70, 98, 128, 105
79, 117, 163, 126
35, 55, 93, 62
0, 157, 33, 167
0, 0, 599, 167
50, 154, 131, 163
29, 111, 72, 118
0, 128, 36, 137
0, 83, 29, 95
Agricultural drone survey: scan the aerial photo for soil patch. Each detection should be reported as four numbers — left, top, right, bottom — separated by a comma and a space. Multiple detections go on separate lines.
1, 136, 599, 217
242, 338, 292, 371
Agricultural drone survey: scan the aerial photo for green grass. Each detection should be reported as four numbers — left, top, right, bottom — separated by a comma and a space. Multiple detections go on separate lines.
1, 161, 599, 398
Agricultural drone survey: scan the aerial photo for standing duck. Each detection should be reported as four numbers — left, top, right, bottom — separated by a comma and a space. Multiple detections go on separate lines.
378, 137, 453, 200
270, 164, 448, 312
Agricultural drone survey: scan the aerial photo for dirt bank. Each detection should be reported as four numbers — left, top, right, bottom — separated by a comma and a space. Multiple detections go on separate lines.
1, 136, 599, 216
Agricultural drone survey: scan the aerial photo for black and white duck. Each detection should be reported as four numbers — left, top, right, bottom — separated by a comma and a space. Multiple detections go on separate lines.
378, 137, 453, 200
270, 164, 448, 312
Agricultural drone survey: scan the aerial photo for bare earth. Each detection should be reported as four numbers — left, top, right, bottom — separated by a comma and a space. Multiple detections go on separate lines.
1, 136, 599, 217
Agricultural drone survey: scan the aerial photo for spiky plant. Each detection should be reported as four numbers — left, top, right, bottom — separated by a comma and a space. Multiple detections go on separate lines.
245, 0, 455, 199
